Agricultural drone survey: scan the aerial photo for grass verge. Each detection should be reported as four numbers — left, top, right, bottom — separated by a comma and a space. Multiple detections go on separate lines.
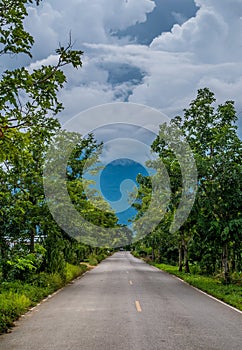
0, 263, 87, 334
151, 262, 242, 312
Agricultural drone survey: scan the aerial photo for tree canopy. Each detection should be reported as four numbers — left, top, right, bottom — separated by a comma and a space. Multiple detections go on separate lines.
0, 0, 127, 282
131, 88, 242, 283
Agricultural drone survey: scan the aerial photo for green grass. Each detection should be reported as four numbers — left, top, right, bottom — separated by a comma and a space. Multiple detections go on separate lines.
87, 253, 108, 266
152, 263, 242, 312
0, 253, 110, 334
0, 292, 32, 332
0, 263, 87, 334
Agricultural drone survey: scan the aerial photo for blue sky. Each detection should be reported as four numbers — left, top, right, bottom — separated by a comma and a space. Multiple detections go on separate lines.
98, 159, 148, 225
79, 120, 159, 225
3, 0, 242, 224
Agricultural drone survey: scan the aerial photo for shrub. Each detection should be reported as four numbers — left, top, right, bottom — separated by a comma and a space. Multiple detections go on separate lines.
0, 292, 31, 333
87, 254, 99, 266
0, 263, 87, 334
64, 263, 87, 283
230, 271, 242, 286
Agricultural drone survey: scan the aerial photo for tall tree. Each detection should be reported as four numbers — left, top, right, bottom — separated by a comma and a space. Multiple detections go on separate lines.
132, 88, 242, 282
0, 0, 84, 277
171, 88, 241, 281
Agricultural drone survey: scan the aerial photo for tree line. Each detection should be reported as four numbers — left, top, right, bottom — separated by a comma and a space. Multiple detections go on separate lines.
0, 0, 132, 282
0, 1, 241, 286
131, 88, 242, 284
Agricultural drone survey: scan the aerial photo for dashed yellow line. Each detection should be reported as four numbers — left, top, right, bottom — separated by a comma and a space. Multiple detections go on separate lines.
135, 300, 142, 312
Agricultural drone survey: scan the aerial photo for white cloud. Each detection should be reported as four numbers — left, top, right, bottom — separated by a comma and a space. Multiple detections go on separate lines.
151, 0, 242, 64
27, 55, 59, 72
171, 11, 188, 25
24, 0, 155, 59
72, 42, 242, 130
66, 0, 242, 136
58, 84, 116, 123
17, 0, 242, 138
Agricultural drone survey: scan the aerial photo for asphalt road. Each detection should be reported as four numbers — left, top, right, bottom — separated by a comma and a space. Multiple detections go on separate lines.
1, 252, 241, 350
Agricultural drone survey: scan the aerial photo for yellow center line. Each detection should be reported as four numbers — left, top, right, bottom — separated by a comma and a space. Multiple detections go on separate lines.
135, 300, 142, 312
129, 280, 133, 285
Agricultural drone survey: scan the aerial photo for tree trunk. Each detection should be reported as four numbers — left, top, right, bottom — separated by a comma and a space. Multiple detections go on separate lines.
184, 241, 190, 273
0, 237, 9, 280
151, 245, 155, 262
30, 229, 35, 253
231, 245, 236, 272
178, 244, 183, 272
222, 242, 230, 284
158, 246, 162, 263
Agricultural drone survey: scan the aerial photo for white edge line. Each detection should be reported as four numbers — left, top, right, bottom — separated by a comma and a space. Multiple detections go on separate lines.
20, 269, 91, 318
151, 264, 242, 315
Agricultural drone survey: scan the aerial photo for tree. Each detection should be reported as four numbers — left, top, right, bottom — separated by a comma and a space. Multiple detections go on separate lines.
43, 130, 127, 248
131, 88, 242, 282
0, 0, 88, 278
171, 88, 241, 281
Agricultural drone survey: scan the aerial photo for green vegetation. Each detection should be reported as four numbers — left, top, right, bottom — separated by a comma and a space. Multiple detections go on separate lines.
0, 263, 87, 333
0, 0, 241, 335
0, 250, 111, 334
131, 88, 242, 285
86, 253, 108, 266
151, 263, 242, 312
0, 0, 125, 334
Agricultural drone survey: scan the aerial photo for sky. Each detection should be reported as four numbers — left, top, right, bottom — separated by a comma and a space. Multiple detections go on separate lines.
4, 0, 242, 225
66, 105, 163, 225
12, 0, 241, 137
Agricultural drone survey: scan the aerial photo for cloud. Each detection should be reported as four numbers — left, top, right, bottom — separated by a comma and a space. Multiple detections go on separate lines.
24, 0, 155, 58
117, 0, 198, 45
171, 11, 188, 25
5, 0, 242, 138
1, 0, 155, 71
62, 0, 242, 136
151, 0, 242, 64
61, 38, 242, 137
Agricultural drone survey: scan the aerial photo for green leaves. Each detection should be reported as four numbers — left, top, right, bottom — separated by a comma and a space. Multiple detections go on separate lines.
0, 0, 92, 279
0, 1, 40, 56
131, 88, 242, 280
56, 44, 84, 69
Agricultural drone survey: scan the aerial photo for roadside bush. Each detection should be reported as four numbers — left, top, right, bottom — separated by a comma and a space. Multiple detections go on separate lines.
6, 244, 46, 281
0, 292, 31, 333
87, 252, 108, 266
64, 263, 87, 283
230, 271, 242, 286
30, 272, 64, 293
0, 263, 87, 334
131, 251, 140, 258
96, 253, 108, 263
88, 254, 99, 266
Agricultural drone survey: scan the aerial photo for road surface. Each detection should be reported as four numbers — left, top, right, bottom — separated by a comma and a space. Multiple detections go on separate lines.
0, 252, 241, 350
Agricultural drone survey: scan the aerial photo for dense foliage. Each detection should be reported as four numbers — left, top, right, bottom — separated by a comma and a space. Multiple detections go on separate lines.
132, 88, 242, 284
0, 1, 123, 332
0, 0, 241, 333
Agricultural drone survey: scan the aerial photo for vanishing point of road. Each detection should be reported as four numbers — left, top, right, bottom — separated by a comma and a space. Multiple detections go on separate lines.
0, 252, 241, 350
